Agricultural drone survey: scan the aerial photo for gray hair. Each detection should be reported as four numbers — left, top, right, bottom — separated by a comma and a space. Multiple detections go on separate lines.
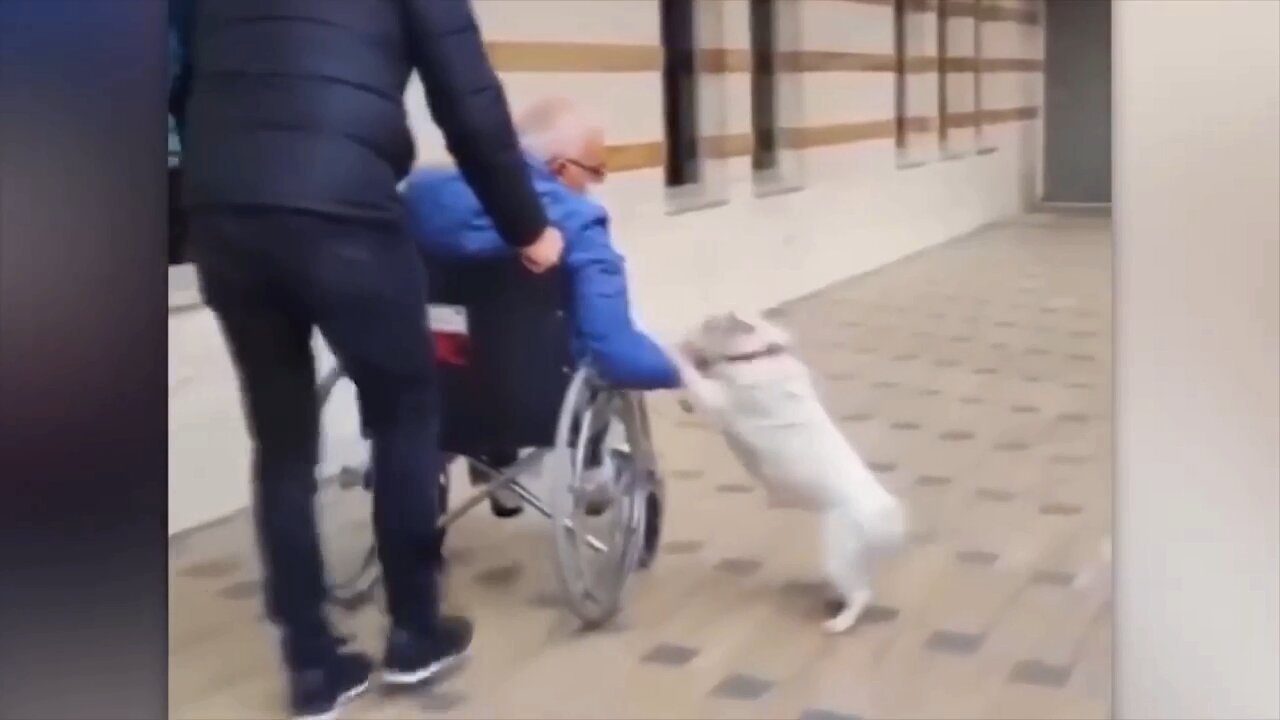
516, 97, 602, 160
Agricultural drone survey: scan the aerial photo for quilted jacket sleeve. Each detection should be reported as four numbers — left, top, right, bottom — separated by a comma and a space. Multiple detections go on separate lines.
401, 0, 548, 248
570, 215, 681, 391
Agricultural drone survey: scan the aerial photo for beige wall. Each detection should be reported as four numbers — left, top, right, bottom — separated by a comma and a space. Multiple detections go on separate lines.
170, 0, 1045, 534
1114, 1, 1280, 717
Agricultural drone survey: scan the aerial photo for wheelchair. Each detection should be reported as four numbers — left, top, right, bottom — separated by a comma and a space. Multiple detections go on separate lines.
316, 256, 665, 629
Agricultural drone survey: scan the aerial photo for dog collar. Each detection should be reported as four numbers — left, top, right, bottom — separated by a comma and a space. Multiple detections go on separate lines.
701, 342, 790, 368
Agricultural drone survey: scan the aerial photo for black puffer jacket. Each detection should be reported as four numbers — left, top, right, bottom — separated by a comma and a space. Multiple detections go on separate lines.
180, 0, 547, 247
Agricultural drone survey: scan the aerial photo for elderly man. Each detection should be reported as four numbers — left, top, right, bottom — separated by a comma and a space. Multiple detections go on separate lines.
403, 97, 680, 514
405, 97, 678, 390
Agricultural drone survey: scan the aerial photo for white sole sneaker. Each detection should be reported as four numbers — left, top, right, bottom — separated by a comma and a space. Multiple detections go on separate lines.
381, 650, 469, 686
292, 679, 370, 720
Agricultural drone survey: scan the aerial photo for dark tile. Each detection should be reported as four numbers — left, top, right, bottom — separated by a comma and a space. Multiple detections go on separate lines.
924, 630, 985, 655
474, 562, 523, 588
872, 380, 899, 389
940, 430, 975, 441
994, 440, 1031, 452
853, 347, 876, 356
959, 396, 984, 405
641, 642, 699, 667
662, 540, 705, 555
217, 579, 260, 600
1022, 375, 1043, 383
973, 367, 998, 375
715, 557, 763, 577
1066, 381, 1094, 390
717, 483, 755, 494
1025, 347, 1050, 356
1008, 659, 1073, 688
990, 342, 1009, 350
711, 673, 774, 701
934, 358, 962, 368
672, 469, 704, 480
419, 691, 467, 713
1049, 453, 1091, 466
799, 708, 862, 720
859, 604, 901, 625
527, 590, 564, 609
909, 528, 939, 545
828, 372, 857, 382
949, 335, 973, 343
975, 487, 1015, 502
1040, 502, 1083, 516
994, 320, 1018, 328
955, 550, 1000, 566
890, 421, 921, 431
919, 388, 942, 397
1011, 404, 1040, 414
1031, 569, 1076, 587
779, 579, 828, 599
892, 353, 919, 362
1069, 329, 1098, 338
916, 474, 952, 488
1057, 412, 1091, 424
179, 557, 240, 580
1068, 353, 1097, 363
868, 461, 897, 474
840, 412, 874, 423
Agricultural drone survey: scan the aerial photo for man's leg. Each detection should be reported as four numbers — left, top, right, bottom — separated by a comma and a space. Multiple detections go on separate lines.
296, 213, 470, 684
189, 210, 371, 718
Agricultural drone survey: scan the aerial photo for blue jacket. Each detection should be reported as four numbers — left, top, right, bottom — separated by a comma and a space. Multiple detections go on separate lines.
403, 158, 681, 391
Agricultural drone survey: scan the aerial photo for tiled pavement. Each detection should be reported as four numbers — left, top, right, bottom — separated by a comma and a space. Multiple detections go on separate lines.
169, 213, 1113, 719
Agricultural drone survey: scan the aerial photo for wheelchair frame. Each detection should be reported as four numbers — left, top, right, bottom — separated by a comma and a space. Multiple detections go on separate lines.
316, 361, 665, 629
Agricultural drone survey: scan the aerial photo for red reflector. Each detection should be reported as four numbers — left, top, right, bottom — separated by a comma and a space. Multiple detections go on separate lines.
434, 333, 471, 366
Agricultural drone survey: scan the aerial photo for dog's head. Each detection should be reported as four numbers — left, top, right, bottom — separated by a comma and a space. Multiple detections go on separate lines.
680, 310, 795, 373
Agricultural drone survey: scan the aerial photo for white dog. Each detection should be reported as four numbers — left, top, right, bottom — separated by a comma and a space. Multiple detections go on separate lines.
673, 311, 908, 633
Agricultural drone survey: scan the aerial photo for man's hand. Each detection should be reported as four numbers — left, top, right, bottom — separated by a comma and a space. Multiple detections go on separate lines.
520, 226, 565, 273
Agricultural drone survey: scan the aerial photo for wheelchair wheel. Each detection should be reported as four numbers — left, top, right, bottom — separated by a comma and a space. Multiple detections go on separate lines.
547, 369, 660, 628
315, 365, 380, 610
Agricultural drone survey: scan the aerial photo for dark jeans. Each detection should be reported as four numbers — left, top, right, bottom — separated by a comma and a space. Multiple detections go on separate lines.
188, 207, 445, 669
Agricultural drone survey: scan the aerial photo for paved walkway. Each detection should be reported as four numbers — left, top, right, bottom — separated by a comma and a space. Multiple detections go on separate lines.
170, 212, 1112, 720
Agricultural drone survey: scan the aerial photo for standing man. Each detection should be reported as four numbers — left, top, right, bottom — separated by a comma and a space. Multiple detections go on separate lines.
176, 1, 565, 718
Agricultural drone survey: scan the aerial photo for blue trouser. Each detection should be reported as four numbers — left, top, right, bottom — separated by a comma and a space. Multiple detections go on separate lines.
189, 207, 444, 669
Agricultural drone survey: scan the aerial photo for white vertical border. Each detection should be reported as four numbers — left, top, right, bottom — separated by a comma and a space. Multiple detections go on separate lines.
1114, 1, 1280, 717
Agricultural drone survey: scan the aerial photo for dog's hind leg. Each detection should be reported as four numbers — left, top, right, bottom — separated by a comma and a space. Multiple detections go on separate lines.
821, 510, 873, 634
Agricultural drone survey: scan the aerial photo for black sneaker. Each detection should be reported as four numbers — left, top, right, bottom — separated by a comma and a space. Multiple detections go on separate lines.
289, 652, 372, 720
382, 616, 474, 686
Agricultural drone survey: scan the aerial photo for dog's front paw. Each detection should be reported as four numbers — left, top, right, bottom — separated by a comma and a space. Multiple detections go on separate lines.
822, 590, 871, 634
822, 612, 858, 634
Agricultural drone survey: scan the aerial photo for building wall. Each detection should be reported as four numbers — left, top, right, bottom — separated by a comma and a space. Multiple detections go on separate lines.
169, 0, 1045, 534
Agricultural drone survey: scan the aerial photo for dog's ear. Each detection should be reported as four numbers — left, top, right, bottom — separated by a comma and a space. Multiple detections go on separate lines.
725, 311, 756, 335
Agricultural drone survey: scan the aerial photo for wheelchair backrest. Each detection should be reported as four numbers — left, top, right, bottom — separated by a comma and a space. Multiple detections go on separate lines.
425, 255, 576, 451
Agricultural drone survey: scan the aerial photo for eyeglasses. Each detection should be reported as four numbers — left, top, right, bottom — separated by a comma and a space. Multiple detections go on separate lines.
560, 157, 607, 182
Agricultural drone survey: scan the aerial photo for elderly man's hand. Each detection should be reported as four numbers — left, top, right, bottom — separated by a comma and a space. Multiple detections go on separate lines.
520, 226, 565, 273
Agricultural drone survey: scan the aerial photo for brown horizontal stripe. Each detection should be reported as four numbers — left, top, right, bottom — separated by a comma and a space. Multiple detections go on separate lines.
603, 105, 1038, 172
899, 0, 1040, 23
486, 42, 1041, 74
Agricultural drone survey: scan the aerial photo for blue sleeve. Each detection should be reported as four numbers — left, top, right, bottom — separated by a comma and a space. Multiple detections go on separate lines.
570, 217, 681, 391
